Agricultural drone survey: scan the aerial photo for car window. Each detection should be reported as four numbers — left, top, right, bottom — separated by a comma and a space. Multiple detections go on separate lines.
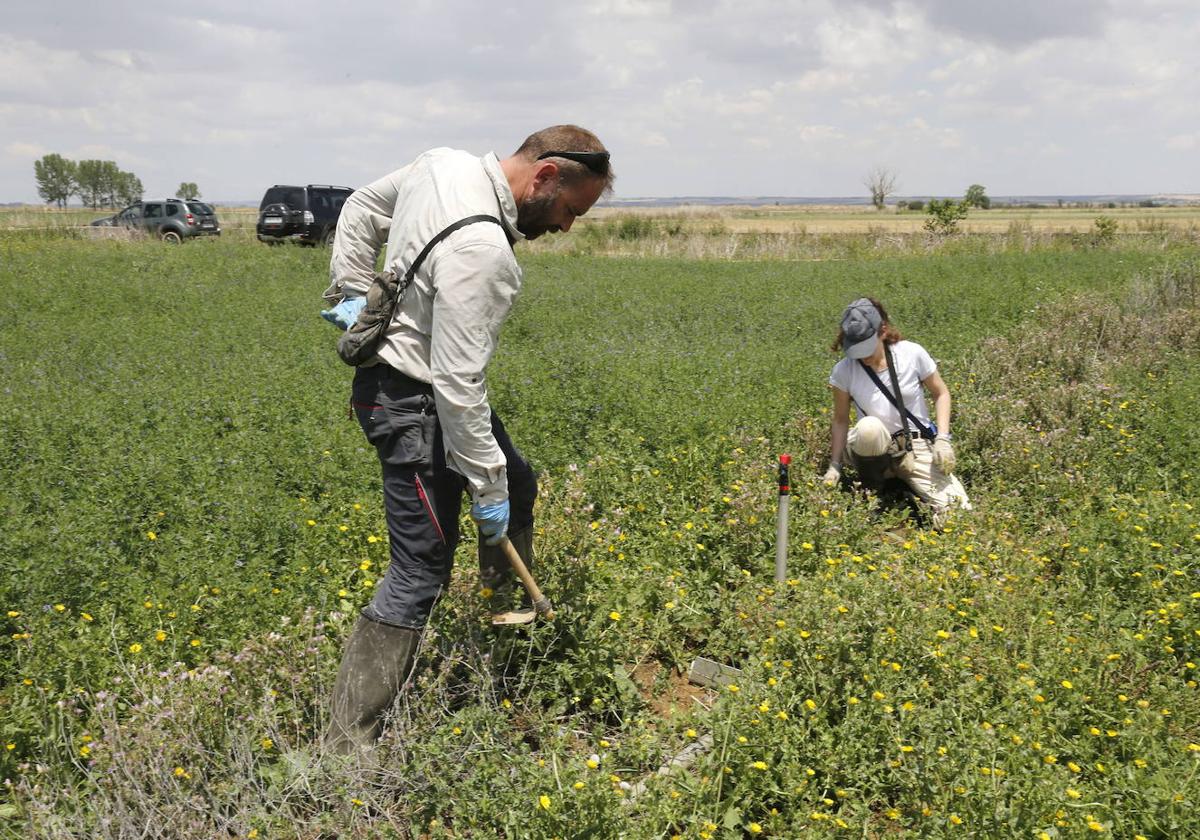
311, 193, 331, 216
119, 207, 141, 221
187, 202, 214, 215
260, 187, 305, 210
144, 204, 163, 219
166, 204, 179, 216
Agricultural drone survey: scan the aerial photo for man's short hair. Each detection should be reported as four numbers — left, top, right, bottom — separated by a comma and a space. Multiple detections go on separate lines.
515, 125, 615, 194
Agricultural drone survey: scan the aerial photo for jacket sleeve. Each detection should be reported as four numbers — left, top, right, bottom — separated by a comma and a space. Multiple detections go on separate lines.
427, 239, 521, 505
322, 168, 407, 303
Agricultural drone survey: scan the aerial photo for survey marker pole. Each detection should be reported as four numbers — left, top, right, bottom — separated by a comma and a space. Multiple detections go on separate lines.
775, 454, 791, 584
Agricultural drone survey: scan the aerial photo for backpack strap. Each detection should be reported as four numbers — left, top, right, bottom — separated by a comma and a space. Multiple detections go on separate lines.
403, 214, 502, 284
858, 349, 936, 444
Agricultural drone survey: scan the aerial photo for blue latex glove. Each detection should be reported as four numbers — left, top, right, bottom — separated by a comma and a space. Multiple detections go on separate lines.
470, 500, 510, 546
320, 296, 365, 330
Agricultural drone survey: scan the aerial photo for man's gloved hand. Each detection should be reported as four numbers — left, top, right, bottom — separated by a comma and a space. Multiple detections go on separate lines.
470, 500, 510, 546
822, 463, 842, 486
320, 296, 366, 330
932, 436, 956, 474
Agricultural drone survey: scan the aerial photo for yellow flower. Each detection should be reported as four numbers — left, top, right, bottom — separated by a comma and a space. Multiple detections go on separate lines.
538, 794, 551, 810
174, 766, 190, 778
609, 611, 621, 621
727, 683, 740, 693
79, 745, 91, 757
146, 531, 157, 540
573, 781, 585, 790
53, 604, 65, 612
190, 638, 201, 647
685, 729, 698, 739
776, 711, 788, 720
359, 560, 371, 571
751, 760, 768, 770
1061, 680, 1073, 689
367, 534, 379, 543
949, 814, 963, 826
128, 643, 143, 653
306, 520, 316, 527
260, 738, 273, 750
81, 613, 93, 622
1066, 788, 1081, 799
804, 699, 817, 711
747, 824, 762, 834
155, 630, 167, 642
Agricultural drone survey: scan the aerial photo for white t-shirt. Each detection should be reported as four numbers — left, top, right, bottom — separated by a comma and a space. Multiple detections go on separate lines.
829, 340, 937, 436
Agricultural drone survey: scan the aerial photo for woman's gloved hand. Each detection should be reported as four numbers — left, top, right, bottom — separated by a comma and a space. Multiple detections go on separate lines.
932, 436, 956, 474
822, 463, 842, 486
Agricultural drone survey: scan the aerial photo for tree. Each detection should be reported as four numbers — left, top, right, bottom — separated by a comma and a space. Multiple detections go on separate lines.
176, 182, 201, 200
75, 160, 106, 208
97, 161, 122, 208
964, 184, 990, 209
117, 172, 144, 206
923, 199, 969, 236
863, 166, 898, 210
33, 153, 78, 207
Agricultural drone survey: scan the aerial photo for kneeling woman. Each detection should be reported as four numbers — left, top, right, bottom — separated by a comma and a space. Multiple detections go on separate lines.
823, 297, 970, 522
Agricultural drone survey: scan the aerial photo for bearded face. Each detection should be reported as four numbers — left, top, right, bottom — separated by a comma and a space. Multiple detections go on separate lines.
516, 185, 561, 240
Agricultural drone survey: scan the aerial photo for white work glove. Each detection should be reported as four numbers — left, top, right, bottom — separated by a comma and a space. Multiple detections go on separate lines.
931, 436, 956, 475
822, 463, 842, 486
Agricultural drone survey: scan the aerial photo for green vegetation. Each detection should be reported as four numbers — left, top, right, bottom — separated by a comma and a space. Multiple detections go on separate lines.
1, 234, 1198, 838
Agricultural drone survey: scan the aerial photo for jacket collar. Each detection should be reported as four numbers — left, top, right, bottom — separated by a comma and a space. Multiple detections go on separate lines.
482, 152, 524, 244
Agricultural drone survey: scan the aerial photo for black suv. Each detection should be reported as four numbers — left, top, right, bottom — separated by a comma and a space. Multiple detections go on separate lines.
91, 199, 220, 242
255, 184, 353, 246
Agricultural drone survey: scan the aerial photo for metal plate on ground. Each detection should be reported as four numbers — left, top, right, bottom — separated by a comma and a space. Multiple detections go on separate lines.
687, 656, 743, 689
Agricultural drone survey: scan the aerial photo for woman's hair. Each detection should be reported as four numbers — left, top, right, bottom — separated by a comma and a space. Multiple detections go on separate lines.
829, 297, 903, 353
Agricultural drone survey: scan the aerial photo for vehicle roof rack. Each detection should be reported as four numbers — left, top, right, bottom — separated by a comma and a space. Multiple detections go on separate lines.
306, 184, 353, 191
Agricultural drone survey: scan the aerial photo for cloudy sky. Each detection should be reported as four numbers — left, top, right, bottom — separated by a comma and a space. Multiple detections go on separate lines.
2, 0, 1197, 203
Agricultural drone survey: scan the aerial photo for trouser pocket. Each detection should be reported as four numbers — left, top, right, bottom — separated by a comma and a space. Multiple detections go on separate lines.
353, 393, 435, 468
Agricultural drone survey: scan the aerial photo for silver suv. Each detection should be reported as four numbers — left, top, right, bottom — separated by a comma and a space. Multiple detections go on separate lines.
92, 199, 221, 242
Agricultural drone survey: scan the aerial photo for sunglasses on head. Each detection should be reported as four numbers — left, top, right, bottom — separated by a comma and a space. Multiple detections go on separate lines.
536, 150, 610, 176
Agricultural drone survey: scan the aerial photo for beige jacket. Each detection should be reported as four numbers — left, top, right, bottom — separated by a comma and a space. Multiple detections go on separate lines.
323, 149, 525, 505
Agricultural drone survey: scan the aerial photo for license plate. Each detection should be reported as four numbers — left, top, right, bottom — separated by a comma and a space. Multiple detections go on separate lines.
201, 222, 214, 228
264, 216, 282, 225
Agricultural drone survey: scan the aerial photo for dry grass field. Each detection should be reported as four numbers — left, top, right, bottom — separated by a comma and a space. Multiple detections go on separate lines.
4, 201, 1200, 238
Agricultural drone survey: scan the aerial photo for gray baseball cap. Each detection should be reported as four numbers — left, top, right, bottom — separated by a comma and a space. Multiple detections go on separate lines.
840, 298, 882, 358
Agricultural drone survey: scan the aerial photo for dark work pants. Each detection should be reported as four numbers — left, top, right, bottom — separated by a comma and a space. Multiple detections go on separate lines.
350, 364, 537, 629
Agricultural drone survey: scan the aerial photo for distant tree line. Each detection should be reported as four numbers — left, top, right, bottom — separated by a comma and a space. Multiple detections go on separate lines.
33, 153, 144, 209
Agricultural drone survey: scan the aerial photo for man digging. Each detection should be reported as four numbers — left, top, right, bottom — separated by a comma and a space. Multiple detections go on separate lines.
318, 126, 613, 754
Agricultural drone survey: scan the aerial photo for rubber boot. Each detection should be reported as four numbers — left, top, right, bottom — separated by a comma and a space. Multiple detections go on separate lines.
480, 525, 534, 621
325, 615, 421, 755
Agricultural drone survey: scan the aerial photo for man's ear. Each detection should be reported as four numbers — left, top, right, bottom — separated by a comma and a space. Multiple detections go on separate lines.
530, 161, 559, 192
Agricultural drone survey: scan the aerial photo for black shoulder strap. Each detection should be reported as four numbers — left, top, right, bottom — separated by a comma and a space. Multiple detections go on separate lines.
858, 351, 935, 443
403, 214, 502, 283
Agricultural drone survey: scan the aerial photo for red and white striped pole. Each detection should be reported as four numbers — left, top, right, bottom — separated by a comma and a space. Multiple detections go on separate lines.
775, 454, 791, 583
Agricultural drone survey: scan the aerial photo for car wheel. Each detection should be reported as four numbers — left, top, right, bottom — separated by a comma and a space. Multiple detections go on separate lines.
161, 230, 183, 244
320, 227, 336, 247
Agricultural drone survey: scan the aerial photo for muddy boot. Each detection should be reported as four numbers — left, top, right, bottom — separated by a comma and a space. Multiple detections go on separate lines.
325, 615, 421, 756
480, 526, 536, 625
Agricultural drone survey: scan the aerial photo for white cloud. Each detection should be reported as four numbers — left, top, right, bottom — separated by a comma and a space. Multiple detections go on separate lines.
0, 0, 1197, 201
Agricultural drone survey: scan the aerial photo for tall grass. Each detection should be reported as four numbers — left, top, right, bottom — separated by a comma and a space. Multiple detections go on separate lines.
1, 239, 1198, 838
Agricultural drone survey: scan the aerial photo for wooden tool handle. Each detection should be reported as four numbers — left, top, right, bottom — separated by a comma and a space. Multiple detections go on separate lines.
500, 537, 555, 619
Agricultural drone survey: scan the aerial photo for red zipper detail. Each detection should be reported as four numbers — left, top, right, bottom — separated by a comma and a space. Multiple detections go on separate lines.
414, 474, 446, 544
